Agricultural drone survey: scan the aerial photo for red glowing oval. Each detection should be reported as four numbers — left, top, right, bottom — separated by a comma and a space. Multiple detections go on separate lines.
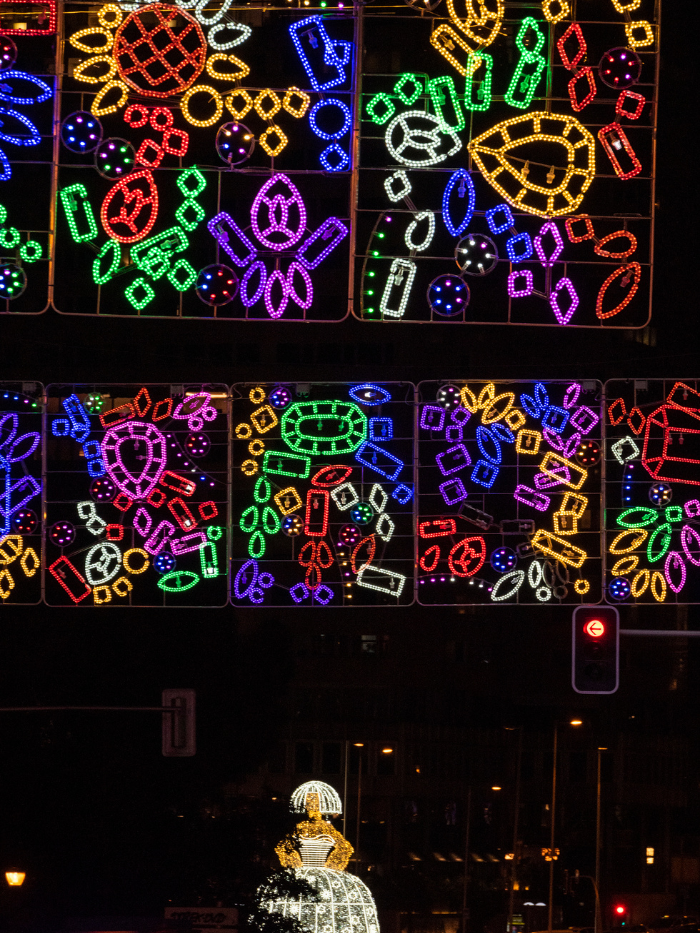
419, 544, 440, 573
596, 262, 641, 320
311, 464, 353, 488
351, 535, 376, 575
448, 536, 486, 577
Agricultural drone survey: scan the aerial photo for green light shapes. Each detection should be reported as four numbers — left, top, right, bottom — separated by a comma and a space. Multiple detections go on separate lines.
428, 75, 465, 133
394, 73, 423, 106
175, 198, 206, 232
464, 52, 493, 111
124, 276, 155, 311
19, 241, 42, 263
59, 184, 98, 243
366, 93, 395, 125
93, 239, 121, 285
280, 400, 367, 456
504, 17, 546, 110
177, 167, 207, 199
168, 258, 197, 291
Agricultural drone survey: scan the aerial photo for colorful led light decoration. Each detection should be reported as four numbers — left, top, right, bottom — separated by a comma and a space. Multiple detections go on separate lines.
605, 380, 700, 605
358, 1, 657, 328
231, 382, 415, 607
417, 380, 603, 605
0, 383, 43, 605
44, 384, 229, 607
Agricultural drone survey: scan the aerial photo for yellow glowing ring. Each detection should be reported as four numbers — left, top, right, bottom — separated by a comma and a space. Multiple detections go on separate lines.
625, 20, 655, 48
70, 28, 114, 54
206, 53, 250, 82
258, 125, 288, 158
249, 386, 266, 404
93, 584, 112, 604
111, 575, 133, 597
98, 3, 123, 27
20, 547, 40, 578
123, 547, 150, 575
181, 85, 223, 128
610, 528, 647, 554
651, 570, 666, 602
541, 0, 569, 23
631, 569, 649, 598
254, 88, 281, 120
611, 555, 638, 576
459, 385, 478, 412
225, 89, 253, 120
248, 439, 265, 457
241, 459, 258, 476
283, 86, 310, 118
235, 422, 252, 439
573, 579, 590, 595
91, 79, 129, 117
73, 54, 117, 84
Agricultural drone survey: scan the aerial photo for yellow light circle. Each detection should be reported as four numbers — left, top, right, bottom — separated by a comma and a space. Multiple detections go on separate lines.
98, 3, 123, 27
235, 422, 252, 439
248, 439, 266, 457
181, 85, 223, 128
573, 579, 590, 594
123, 547, 150, 575
241, 459, 258, 476
259, 125, 288, 158
249, 386, 266, 404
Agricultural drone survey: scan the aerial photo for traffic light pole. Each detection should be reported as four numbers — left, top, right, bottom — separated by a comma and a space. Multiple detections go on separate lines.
620, 630, 700, 637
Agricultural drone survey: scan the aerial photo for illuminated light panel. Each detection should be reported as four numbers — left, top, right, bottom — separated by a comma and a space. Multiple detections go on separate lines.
418, 380, 602, 605
232, 382, 413, 606
45, 384, 228, 607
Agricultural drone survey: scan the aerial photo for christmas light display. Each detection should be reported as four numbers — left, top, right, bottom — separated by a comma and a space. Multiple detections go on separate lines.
44, 384, 229, 607
605, 380, 700, 605
258, 782, 379, 933
0, 382, 43, 604
231, 383, 414, 607
417, 380, 602, 605
357, 0, 659, 327
53, 0, 354, 319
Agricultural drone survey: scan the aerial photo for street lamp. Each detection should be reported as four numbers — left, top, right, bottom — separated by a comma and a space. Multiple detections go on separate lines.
5, 872, 25, 886
548, 719, 582, 932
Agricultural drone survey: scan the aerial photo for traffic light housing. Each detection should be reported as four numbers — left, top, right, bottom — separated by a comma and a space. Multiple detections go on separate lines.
162, 689, 196, 756
572, 606, 619, 694
614, 904, 627, 926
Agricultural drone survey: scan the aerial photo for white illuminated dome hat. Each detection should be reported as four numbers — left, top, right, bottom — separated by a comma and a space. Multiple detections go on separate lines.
290, 781, 342, 817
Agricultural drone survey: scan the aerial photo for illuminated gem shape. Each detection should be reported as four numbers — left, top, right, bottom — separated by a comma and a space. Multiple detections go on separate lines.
549, 278, 579, 326
625, 21, 654, 50
648, 483, 672, 506
508, 270, 533, 298
428, 75, 464, 133
379, 259, 416, 319
385, 171, 411, 203
405, 212, 435, 253
195, 264, 238, 306
557, 22, 586, 72
215, 121, 255, 166
250, 174, 307, 252
441, 169, 475, 237
60, 110, 102, 153
319, 143, 349, 172
428, 275, 469, 318
208, 211, 256, 268
568, 68, 597, 112
394, 73, 421, 105
281, 400, 366, 457
101, 420, 166, 500
596, 262, 641, 320
114, 4, 206, 98
464, 52, 493, 111
598, 47, 642, 89
288, 16, 350, 93
282, 87, 310, 118
296, 218, 348, 271
598, 122, 642, 180
665, 552, 686, 594
60, 184, 98, 243
356, 564, 405, 597
617, 507, 657, 529
504, 18, 546, 110
0, 263, 26, 299
101, 170, 158, 245
385, 110, 461, 168
366, 93, 394, 125
471, 460, 498, 488
258, 125, 288, 158
490, 547, 517, 573
349, 384, 391, 406
485, 204, 514, 235
616, 89, 645, 120
468, 112, 595, 218
642, 403, 700, 486
455, 234, 498, 275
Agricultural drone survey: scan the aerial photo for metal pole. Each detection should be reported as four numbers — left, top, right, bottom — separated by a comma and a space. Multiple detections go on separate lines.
595, 749, 603, 933
343, 739, 349, 838
461, 786, 472, 933
507, 730, 523, 933
355, 746, 362, 872
548, 724, 558, 933
0, 706, 176, 712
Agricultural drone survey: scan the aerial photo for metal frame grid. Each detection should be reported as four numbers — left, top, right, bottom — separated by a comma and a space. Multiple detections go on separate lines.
230, 380, 416, 607
43, 382, 230, 607
0, 380, 44, 605
355, 0, 660, 328
416, 379, 603, 605
604, 378, 700, 606
50, 0, 357, 321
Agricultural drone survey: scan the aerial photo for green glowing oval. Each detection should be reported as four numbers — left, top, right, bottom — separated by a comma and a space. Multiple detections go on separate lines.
262, 506, 280, 535
248, 530, 266, 559
239, 505, 259, 533
647, 523, 672, 563
617, 507, 659, 528
157, 570, 199, 593
254, 476, 271, 503
281, 400, 367, 456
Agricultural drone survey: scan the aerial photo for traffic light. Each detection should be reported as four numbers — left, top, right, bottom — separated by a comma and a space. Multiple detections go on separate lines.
162, 689, 196, 757
572, 606, 619, 694
614, 904, 627, 926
